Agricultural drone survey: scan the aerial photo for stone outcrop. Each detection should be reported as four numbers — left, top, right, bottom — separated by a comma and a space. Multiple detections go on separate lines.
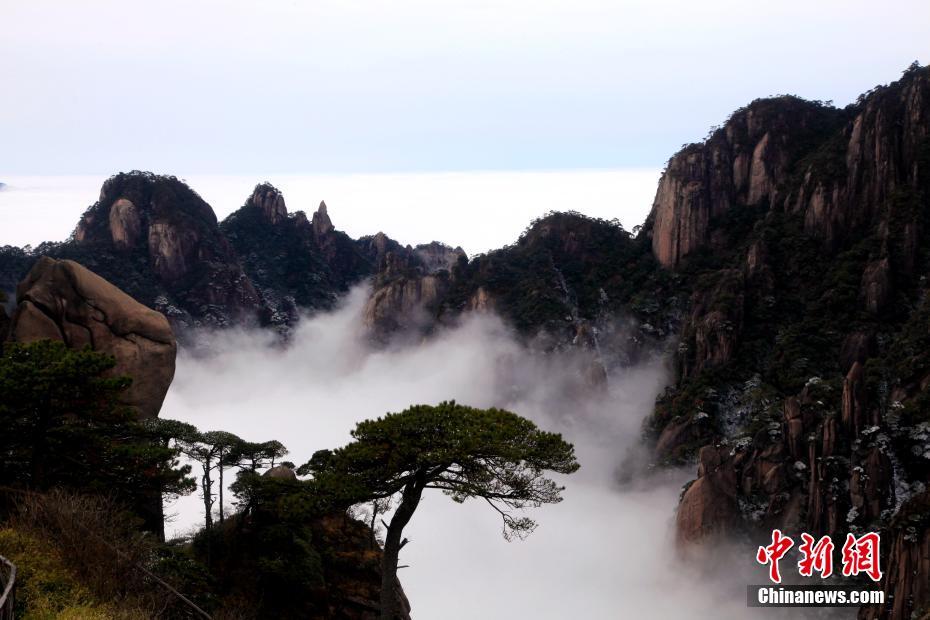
263, 464, 298, 480
466, 286, 495, 313
71, 171, 261, 326
108, 197, 143, 250
654, 416, 701, 463
675, 377, 897, 548
859, 491, 930, 620
363, 273, 448, 336
676, 446, 739, 545
860, 257, 892, 314
839, 331, 876, 372
362, 241, 467, 338
8, 257, 176, 418
679, 269, 744, 378
650, 97, 843, 267
841, 361, 869, 437
792, 68, 930, 248
312, 200, 334, 238
307, 201, 373, 289
651, 66, 930, 269
248, 183, 288, 225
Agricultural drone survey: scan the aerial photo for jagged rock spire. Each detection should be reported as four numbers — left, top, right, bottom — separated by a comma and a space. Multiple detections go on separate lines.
312, 200, 334, 237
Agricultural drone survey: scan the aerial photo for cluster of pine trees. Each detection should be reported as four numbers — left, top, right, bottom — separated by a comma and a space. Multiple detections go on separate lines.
0, 339, 578, 618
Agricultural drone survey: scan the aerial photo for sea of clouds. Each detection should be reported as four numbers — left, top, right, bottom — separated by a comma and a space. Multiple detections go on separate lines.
159, 286, 791, 619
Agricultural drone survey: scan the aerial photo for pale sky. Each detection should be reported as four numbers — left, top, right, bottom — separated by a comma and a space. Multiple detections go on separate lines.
2, 0, 928, 175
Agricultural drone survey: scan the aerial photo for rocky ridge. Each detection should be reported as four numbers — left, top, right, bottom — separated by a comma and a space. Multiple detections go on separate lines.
644, 63, 930, 619
0, 173, 418, 336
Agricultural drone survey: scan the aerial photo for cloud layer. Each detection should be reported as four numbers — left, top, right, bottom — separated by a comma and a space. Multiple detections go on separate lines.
162, 287, 787, 618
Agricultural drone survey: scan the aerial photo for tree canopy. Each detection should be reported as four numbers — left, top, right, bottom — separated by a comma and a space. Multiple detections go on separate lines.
301, 401, 579, 619
0, 340, 194, 531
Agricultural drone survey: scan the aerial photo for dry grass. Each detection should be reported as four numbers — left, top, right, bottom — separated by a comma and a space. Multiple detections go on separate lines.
5, 489, 195, 618
0, 526, 147, 619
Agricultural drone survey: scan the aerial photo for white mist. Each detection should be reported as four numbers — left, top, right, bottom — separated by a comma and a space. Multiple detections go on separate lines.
160, 287, 772, 618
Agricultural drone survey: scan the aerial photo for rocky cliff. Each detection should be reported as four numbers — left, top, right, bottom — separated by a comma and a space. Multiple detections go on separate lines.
650, 96, 844, 267
645, 63, 930, 619
69, 172, 261, 326
362, 241, 465, 337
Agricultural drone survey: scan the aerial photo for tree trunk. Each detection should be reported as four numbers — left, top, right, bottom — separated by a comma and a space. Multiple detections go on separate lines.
218, 456, 224, 525
380, 473, 424, 620
202, 466, 213, 531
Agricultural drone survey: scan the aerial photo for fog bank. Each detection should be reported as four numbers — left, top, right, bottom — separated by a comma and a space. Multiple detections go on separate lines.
161, 286, 763, 618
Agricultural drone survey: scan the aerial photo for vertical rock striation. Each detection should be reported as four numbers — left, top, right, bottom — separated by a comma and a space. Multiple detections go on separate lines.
647, 65, 930, 619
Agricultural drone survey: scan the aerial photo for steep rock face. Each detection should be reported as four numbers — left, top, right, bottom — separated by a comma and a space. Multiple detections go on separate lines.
364, 273, 449, 336
651, 65, 930, 269
69, 171, 260, 327
859, 491, 930, 620
790, 67, 930, 247
8, 257, 176, 418
362, 242, 461, 337
108, 198, 143, 250
650, 97, 844, 267
466, 286, 495, 313
673, 383, 893, 547
679, 269, 744, 378
676, 445, 739, 545
860, 257, 892, 315
648, 66, 930, 619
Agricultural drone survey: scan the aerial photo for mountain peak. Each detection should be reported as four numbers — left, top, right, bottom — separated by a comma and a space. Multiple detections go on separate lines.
249, 182, 288, 225
313, 200, 334, 237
